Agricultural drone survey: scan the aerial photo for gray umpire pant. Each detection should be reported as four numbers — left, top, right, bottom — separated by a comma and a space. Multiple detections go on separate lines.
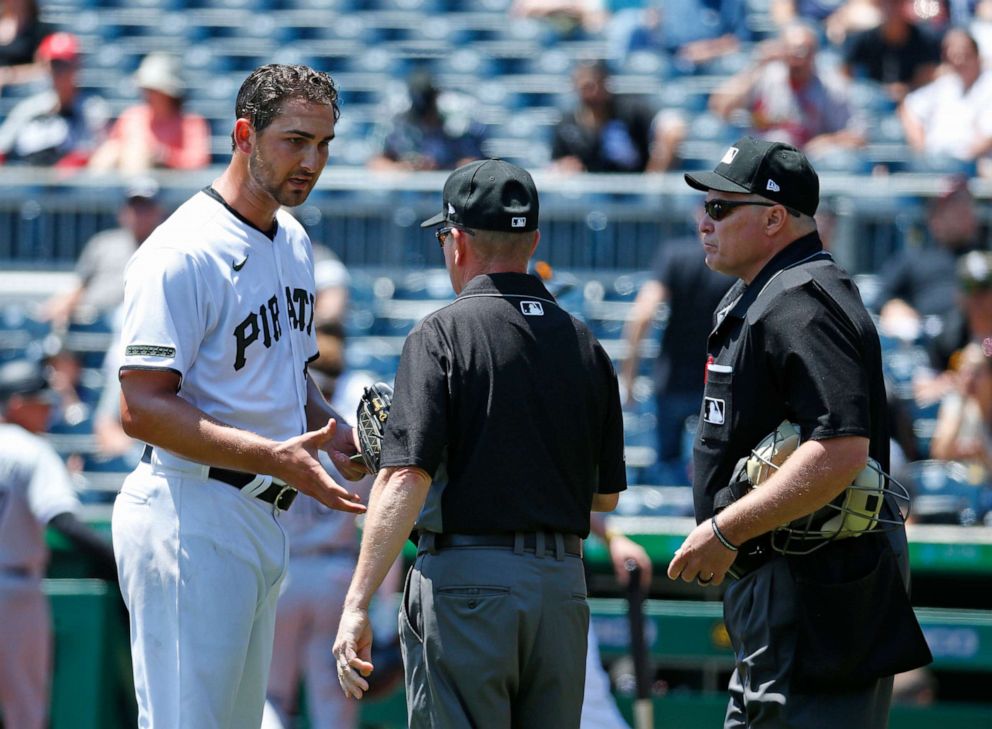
399, 536, 589, 729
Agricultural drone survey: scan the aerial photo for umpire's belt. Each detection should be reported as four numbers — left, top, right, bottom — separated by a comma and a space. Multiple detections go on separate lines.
420, 532, 583, 558
141, 445, 297, 511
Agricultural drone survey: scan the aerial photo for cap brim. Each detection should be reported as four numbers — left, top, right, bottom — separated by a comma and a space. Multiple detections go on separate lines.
420, 211, 447, 228
684, 170, 751, 195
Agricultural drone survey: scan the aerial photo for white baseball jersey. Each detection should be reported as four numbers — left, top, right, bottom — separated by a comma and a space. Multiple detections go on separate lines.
119, 189, 319, 471
0, 423, 80, 576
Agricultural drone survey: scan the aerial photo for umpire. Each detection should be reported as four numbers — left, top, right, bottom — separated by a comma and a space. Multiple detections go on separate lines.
666, 137, 931, 728
334, 159, 627, 728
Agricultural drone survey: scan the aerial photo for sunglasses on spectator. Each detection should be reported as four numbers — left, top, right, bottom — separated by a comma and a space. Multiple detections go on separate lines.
703, 199, 800, 221
435, 225, 476, 248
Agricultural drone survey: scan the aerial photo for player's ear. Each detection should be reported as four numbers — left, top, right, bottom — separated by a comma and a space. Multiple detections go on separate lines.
233, 118, 254, 154
765, 205, 788, 235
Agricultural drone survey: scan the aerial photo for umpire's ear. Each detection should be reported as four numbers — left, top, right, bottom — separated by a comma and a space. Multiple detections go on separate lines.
233, 118, 254, 155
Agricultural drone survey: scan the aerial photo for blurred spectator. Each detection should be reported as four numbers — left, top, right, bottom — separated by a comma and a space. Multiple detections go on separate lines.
0, 357, 117, 729
875, 175, 983, 340
0, 0, 47, 90
313, 246, 351, 325
771, 0, 883, 46
931, 250, 992, 373
709, 23, 867, 160
550, 60, 686, 174
0, 32, 109, 168
606, 0, 750, 71
367, 70, 486, 172
930, 342, 992, 476
621, 233, 733, 484
841, 0, 942, 103
510, 0, 608, 36
975, 0, 992, 63
39, 334, 90, 432
898, 28, 992, 175
40, 177, 164, 330
89, 52, 210, 172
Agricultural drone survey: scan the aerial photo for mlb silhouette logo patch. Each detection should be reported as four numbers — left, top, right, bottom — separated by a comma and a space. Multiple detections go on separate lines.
520, 301, 544, 316
703, 397, 726, 425
511, 217, 527, 228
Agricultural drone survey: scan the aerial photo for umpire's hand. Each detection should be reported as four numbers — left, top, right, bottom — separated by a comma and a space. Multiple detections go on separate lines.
274, 419, 367, 513
667, 518, 737, 587
334, 606, 375, 699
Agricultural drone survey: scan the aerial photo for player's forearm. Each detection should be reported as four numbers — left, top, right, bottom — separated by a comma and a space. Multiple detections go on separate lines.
122, 386, 283, 474
304, 374, 350, 431
345, 466, 431, 611
715, 436, 868, 546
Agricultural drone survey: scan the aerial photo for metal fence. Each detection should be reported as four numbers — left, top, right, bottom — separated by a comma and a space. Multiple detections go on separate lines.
2, 168, 991, 275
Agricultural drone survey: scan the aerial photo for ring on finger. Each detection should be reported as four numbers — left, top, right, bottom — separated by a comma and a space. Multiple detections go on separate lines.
698, 573, 714, 584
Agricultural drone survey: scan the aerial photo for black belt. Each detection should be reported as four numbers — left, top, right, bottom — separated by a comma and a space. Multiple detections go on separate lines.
423, 532, 583, 558
141, 445, 297, 511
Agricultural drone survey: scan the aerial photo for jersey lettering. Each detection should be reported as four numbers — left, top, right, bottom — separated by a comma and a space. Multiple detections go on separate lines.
284, 287, 314, 334
233, 294, 282, 371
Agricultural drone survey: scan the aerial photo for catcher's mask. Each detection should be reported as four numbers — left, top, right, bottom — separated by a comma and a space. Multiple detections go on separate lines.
734, 420, 910, 555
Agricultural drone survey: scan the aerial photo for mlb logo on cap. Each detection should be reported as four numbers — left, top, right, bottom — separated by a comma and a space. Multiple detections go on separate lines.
511, 217, 527, 228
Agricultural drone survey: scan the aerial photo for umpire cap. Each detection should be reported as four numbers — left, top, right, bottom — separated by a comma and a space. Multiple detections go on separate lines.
0, 358, 50, 402
421, 159, 539, 233
685, 136, 820, 217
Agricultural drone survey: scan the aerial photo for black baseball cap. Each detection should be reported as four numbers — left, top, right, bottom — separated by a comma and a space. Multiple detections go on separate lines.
421, 159, 539, 233
685, 136, 820, 217
0, 358, 50, 402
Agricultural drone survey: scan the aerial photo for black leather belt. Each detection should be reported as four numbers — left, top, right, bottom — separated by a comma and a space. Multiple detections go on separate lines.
141, 445, 297, 511
425, 532, 583, 557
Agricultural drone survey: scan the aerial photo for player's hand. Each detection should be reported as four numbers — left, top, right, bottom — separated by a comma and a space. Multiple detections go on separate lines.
334, 606, 375, 700
608, 533, 652, 589
322, 419, 369, 481
274, 420, 366, 514
666, 518, 737, 587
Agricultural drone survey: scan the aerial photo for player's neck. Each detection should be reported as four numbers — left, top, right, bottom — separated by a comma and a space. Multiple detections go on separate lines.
212, 166, 280, 234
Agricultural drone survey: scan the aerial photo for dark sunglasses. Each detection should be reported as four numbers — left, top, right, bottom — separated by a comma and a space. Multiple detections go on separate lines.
435, 225, 476, 248
703, 199, 800, 221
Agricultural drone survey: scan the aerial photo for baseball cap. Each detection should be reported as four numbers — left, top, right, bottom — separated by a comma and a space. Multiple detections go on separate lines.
134, 53, 186, 99
36, 32, 80, 64
958, 250, 992, 293
420, 159, 539, 233
685, 136, 820, 217
124, 176, 161, 204
0, 358, 50, 402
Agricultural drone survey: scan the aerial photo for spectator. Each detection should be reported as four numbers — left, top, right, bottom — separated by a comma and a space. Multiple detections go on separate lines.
0, 0, 46, 89
89, 52, 210, 172
930, 341, 992, 476
510, 0, 608, 36
551, 60, 686, 174
876, 175, 984, 340
0, 357, 117, 729
367, 69, 486, 172
842, 0, 942, 103
770, 0, 883, 46
40, 177, 165, 330
621, 233, 733, 484
898, 28, 992, 175
606, 0, 750, 72
710, 23, 867, 160
0, 32, 109, 168
930, 250, 992, 375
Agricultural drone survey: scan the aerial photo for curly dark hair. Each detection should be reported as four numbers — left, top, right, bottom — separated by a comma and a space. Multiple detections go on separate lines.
230, 64, 340, 149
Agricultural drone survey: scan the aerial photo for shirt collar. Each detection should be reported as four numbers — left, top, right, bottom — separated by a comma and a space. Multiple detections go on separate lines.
725, 231, 826, 321
458, 272, 556, 302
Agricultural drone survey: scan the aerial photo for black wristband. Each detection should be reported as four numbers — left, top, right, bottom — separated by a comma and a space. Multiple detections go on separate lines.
711, 516, 739, 552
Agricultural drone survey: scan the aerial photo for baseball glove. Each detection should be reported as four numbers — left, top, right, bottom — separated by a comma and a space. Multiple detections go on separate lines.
353, 382, 393, 474
739, 420, 904, 554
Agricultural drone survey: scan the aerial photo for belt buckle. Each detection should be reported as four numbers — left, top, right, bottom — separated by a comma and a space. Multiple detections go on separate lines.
273, 482, 294, 512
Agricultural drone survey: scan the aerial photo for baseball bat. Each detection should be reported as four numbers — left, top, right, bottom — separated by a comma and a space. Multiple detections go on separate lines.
625, 558, 654, 729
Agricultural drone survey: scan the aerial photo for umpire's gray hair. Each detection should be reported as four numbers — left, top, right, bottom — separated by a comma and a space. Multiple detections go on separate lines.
230, 64, 340, 149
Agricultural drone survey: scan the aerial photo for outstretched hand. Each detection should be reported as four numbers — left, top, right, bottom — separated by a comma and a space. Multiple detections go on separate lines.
334, 606, 375, 700
667, 518, 737, 588
275, 419, 366, 513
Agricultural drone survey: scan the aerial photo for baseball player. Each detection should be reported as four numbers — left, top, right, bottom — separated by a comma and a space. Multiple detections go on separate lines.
0, 358, 116, 729
112, 64, 367, 729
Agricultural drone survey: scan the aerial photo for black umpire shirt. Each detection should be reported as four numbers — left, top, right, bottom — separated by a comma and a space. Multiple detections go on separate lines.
693, 232, 890, 525
380, 272, 627, 538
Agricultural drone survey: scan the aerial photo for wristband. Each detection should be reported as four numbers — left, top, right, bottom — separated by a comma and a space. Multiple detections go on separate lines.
711, 516, 738, 552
